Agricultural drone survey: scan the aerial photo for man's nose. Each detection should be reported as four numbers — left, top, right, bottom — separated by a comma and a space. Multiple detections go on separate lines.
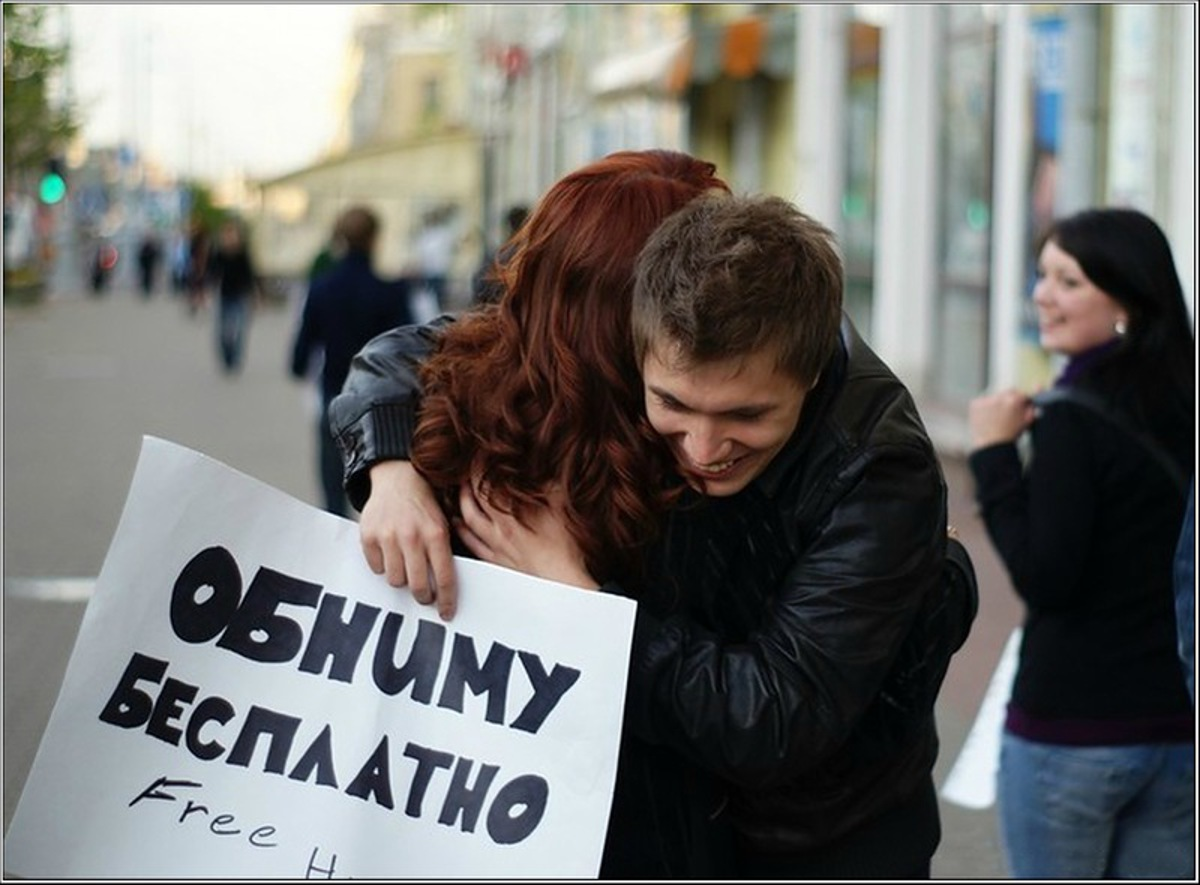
680, 420, 729, 465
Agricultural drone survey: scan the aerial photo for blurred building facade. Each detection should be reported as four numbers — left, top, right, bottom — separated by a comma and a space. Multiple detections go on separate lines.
254, 5, 480, 291
252, 4, 1195, 449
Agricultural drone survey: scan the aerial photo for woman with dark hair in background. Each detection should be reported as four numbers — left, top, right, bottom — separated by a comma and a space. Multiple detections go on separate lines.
968, 207, 1194, 878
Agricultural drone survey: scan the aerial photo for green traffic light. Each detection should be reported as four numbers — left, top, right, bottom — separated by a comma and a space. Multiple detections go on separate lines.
39, 173, 66, 204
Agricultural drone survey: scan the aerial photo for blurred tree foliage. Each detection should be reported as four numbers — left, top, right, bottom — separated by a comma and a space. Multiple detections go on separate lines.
181, 180, 230, 233
3, 4, 79, 176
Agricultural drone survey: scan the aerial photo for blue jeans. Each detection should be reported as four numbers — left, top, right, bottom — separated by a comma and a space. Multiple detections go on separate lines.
998, 731, 1195, 878
217, 295, 249, 371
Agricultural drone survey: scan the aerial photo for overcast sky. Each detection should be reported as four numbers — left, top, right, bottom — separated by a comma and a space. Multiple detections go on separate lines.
64, 4, 359, 181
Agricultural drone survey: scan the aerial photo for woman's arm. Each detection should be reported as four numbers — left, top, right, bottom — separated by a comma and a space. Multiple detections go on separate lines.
328, 314, 460, 618
328, 316, 452, 502
970, 403, 1102, 607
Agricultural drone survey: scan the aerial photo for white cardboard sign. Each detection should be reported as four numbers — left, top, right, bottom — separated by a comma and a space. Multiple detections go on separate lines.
5, 437, 635, 879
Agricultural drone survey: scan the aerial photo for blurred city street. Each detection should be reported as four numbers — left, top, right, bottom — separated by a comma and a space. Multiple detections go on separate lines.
2, 276, 1022, 877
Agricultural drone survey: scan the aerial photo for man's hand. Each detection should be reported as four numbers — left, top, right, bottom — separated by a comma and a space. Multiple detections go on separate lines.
455, 483, 599, 590
359, 460, 459, 620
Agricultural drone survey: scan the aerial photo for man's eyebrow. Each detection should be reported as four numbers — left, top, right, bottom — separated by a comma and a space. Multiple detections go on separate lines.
647, 384, 775, 417
647, 384, 681, 403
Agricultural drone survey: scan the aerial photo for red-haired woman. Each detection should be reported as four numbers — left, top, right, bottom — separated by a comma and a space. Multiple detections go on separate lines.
330, 150, 734, 877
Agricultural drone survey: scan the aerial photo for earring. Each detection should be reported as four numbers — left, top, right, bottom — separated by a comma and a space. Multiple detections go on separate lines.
1115, 318, 1128, 336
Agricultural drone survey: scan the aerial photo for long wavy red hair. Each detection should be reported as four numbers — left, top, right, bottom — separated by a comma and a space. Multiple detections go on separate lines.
411, 150, 729, 586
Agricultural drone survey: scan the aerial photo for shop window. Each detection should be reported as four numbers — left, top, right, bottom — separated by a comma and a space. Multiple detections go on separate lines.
932, 6, 996, 405
842, 17, 881, 341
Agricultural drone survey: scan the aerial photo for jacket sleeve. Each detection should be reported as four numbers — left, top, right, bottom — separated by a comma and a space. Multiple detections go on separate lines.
327, 314, 456, 511
969, 402, 1099, 609
620, 440, 947, 789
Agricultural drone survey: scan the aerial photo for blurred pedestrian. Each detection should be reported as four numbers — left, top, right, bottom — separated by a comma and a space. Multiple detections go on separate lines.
290, 206, 414, 517
471, 204, 528, 305
968, 207, 1194, 879
186, 220, 211, 316
89, 240, 119, 295
207, 218, 261, 375
136, 231, 162, 298
413, 205, 458, 314
169, 229, 190, 295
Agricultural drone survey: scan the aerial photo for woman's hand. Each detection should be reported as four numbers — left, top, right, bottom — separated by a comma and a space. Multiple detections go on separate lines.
359, 460, 459, 620
455, 483, 599, 590
968, 388, 1036, 450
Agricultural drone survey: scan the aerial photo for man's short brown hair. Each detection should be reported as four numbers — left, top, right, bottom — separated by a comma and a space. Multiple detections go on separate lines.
632, 193, 843, 387
337, 206, 379, 254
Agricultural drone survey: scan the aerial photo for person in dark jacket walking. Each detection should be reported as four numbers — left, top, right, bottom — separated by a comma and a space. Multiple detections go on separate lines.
329, 176, 976, 878
290, 206, 413, 517
136, 231, 162, 298
185, 220, 211, 315
206, 219, 260, 373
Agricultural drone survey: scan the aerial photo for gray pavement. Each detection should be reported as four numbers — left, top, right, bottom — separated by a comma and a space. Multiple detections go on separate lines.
2, 281, 1018, 878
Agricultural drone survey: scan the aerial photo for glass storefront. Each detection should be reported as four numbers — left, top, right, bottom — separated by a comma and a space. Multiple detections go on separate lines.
932, 6, 997, 405
1017, 8, 1066, 388
842, 17, 881, 342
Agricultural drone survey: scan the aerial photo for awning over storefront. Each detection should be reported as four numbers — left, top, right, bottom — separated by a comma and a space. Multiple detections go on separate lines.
687, 13, 796, 84
587, 13, 796, 100
589, 37, 691, 98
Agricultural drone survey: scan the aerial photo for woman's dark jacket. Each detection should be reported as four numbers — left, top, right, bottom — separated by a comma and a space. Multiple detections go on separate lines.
969, 360, 1193, 745
329, 316, 976, 873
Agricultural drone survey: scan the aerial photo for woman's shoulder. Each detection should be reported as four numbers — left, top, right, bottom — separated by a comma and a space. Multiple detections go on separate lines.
1031, 385, 1117, 444
1036, 381, 1190, 491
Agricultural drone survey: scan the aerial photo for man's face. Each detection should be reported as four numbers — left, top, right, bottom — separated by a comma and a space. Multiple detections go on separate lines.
643, 341, 809, 497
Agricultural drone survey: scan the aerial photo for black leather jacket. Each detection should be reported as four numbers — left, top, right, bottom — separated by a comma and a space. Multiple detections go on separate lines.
329, 316, 976, 865
329, 315, 451, 510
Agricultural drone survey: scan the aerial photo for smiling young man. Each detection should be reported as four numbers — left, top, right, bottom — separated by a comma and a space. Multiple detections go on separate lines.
589, 193, 972, 878
330, 192, 976, 878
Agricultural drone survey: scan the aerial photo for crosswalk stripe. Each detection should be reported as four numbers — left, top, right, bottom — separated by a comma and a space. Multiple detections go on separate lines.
3, 578, 95, 602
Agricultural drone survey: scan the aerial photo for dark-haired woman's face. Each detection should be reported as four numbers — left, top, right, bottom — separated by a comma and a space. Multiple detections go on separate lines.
1033, 240, 1128, 357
